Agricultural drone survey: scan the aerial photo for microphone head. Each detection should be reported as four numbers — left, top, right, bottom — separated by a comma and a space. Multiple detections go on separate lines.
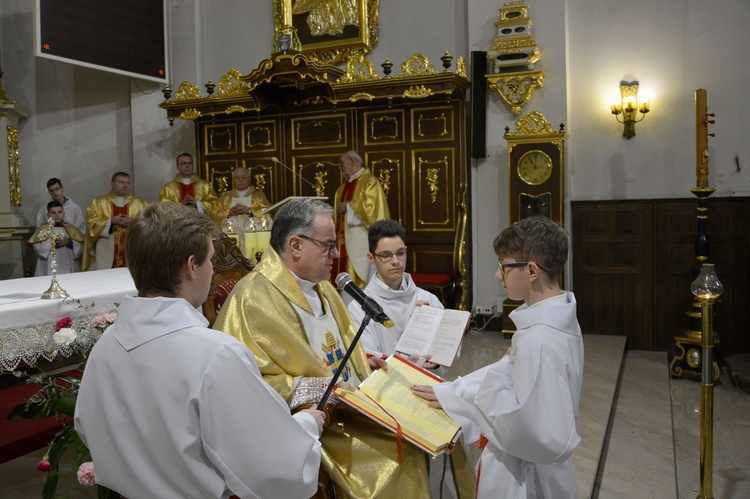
271, 156, 279, 163
335, 272, 352, 290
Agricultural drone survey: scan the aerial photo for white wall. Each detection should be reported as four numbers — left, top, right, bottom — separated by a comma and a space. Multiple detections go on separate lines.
2, 0, 749, 300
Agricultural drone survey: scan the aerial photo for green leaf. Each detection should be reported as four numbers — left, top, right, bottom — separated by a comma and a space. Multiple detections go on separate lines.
54, 395, 77, 417
7, 400, 52, 420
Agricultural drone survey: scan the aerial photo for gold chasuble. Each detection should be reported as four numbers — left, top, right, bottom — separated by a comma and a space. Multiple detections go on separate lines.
158, 174, 218, 212
214, 247, 431, 499
208, 187, 271, 224
82, 193, 148, 271
332, 169, 390, 287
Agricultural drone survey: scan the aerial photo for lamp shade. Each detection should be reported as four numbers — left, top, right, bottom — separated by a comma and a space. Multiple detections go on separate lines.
690, 263, 723, 299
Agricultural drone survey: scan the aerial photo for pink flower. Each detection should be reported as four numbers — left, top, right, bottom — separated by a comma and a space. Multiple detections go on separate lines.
103, 311, 118, 323
37, 460, 51, 472
76, 461, 96, 486
55, 316, 72, 331
90, 315, 108, 328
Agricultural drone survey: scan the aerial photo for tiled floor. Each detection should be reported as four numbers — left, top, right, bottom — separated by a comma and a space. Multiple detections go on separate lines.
1, 332, 749, 498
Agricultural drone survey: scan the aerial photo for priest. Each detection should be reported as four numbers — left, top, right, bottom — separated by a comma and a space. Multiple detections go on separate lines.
214, 197, 431, 498
82, 172, 147, 270
208, 167, 271, 224
158, 153, 217, 214
332, 150, 390, 287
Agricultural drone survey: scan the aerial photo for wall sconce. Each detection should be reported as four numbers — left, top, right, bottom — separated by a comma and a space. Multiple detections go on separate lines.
610, 80, 650, 139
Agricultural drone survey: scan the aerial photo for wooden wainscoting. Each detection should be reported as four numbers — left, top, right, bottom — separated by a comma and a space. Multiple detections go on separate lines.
572, 197, 749, 355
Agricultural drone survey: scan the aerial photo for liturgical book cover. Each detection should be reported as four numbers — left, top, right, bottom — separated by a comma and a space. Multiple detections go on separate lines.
334, 355, 462, 457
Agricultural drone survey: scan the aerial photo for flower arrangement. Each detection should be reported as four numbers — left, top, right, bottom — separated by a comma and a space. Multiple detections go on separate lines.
6, 300, 121, 499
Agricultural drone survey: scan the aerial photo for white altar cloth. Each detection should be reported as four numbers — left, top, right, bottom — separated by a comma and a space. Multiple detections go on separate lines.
0, 268, 136, 370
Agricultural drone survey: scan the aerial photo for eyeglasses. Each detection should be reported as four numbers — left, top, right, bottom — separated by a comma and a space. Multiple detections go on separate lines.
298, 235, 338, 255
372, 248, 408, 262
177, 161, 193, 166
48, 186, 62, 194
497, 261, 550, 275
339, 158, 348, 166
233, 175, 250, 180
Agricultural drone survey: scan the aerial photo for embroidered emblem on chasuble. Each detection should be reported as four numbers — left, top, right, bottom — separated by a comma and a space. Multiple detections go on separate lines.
321, 330, 351, 382
112, 204, 129, 268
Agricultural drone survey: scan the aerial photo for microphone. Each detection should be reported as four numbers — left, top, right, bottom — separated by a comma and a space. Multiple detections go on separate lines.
271, 156, 319, 192
336, 273, 394, 328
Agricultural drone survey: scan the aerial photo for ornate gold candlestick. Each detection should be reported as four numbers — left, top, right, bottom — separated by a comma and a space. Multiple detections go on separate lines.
40, 217, 69, 300
691, 263, 723, 499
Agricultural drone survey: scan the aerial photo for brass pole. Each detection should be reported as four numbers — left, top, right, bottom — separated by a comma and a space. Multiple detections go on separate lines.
697, 297, 715, 499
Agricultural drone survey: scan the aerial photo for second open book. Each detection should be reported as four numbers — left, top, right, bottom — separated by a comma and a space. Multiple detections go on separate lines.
334, 355, 462, 457
394, 305, 471, 367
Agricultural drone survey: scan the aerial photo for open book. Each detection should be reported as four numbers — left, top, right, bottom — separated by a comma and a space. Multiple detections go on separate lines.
394, 306, 471, 367
334, 355, 462, 457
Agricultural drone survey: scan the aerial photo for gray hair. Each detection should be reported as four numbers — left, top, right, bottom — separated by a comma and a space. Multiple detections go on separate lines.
270, 198, 334, 254
343, 150, 363, 166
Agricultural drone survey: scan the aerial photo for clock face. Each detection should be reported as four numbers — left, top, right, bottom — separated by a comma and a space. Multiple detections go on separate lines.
517, 150, 553, 185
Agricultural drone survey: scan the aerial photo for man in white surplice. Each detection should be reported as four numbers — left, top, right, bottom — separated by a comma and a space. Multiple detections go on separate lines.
413, 217, 585, 499
75, 202, 325, 499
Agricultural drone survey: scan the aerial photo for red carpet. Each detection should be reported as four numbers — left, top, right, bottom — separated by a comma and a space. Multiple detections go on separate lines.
0, 382, 72, 465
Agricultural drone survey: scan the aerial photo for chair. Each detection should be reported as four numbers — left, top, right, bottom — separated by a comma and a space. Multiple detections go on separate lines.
202, 233, 254, 327
411, 272, 455, 308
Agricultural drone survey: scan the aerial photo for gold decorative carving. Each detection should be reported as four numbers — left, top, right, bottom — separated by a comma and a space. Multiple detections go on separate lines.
209, 129, 234, 151
216, 69, 248, 97
180, 108, 202, 120
314, 171, 328, 197
370, 115, 398, 140
339, 52, 381, 83
274, 0, 380, 65
349, 92, 375, 102
456, 56, 467, 78
226, 105, 249, 115
486, 70, 544, 116
216, 175, 230, 195
294, 95, 332, 106
417, 113, 448, 138
173, 82, 202, 101
398, 53, 436, 77
246, 125, 272, 148
294, 118, 344, 148
505, 111, 556, 136
254, 173, 267, 192
7, 126, 21, 206
426, 167, 440, 203
403, 85, 433, 99
377, 168, 392, 197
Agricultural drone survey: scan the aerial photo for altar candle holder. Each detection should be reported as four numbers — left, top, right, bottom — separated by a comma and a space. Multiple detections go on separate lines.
691, 263, 723, 499
40, 217, 69, 300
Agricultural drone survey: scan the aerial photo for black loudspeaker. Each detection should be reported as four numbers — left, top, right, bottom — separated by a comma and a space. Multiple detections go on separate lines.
470, 51, 488, 159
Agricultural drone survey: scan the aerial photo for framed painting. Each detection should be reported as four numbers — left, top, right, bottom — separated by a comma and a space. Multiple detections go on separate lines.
273, 0, 380, 64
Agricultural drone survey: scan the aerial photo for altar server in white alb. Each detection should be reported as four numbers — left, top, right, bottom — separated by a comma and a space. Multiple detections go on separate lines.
413, 216, 584, 499
75, 202, 325, 499
28, 200, 84, 276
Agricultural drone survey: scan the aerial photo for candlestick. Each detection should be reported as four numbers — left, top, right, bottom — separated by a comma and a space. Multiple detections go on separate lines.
696, 89, 709, 189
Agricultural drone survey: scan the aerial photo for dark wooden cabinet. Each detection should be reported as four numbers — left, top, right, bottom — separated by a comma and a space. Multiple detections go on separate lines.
161, 53, 472, 309
572, 198, 749, 355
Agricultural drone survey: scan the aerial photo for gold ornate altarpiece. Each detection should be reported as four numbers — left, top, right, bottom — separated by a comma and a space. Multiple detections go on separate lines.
159, 52, 471, 309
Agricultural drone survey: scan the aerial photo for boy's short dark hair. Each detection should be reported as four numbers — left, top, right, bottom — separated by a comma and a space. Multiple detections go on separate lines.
47, 200, 64, 213
46, 178, 62, 189
125, 203, 215, 297
367, 219, 405, 253
493, 216, 568, 280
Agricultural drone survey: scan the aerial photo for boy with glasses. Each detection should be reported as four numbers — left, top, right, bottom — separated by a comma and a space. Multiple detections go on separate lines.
413, 216, 584, 499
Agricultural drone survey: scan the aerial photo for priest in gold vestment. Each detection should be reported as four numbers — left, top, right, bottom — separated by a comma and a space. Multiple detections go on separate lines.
82, 172, 148, 271
158, 153, 217, 214
214, 198, 431, 498
208, 167, 271, 224
332, 150, 390, 288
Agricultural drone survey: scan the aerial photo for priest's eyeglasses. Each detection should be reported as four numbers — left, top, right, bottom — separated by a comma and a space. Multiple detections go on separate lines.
498, 261, 550, 275
298, 235, 338, 255
373, 248, 408, 262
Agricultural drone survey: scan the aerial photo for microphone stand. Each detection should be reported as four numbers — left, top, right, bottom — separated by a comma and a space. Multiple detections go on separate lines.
317, 312, 373, 410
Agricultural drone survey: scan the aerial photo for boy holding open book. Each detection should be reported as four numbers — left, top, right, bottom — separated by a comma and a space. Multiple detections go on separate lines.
413, 217, 584, 498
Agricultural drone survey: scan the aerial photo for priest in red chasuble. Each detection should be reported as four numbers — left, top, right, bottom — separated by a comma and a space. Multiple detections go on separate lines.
158, 152, 217, 214
332, 150, 390, 287
82, 172, 147, 271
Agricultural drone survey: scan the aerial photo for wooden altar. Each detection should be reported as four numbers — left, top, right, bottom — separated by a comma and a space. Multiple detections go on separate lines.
160, 52, 472, 309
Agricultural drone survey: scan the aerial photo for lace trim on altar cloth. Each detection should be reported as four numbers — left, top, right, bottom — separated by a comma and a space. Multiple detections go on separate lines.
0, 316, 105, 371
289, 376, 341, 410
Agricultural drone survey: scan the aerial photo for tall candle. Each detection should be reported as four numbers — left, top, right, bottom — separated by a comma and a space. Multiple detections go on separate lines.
283, 0, 293, 25
695, 89, 709, 188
